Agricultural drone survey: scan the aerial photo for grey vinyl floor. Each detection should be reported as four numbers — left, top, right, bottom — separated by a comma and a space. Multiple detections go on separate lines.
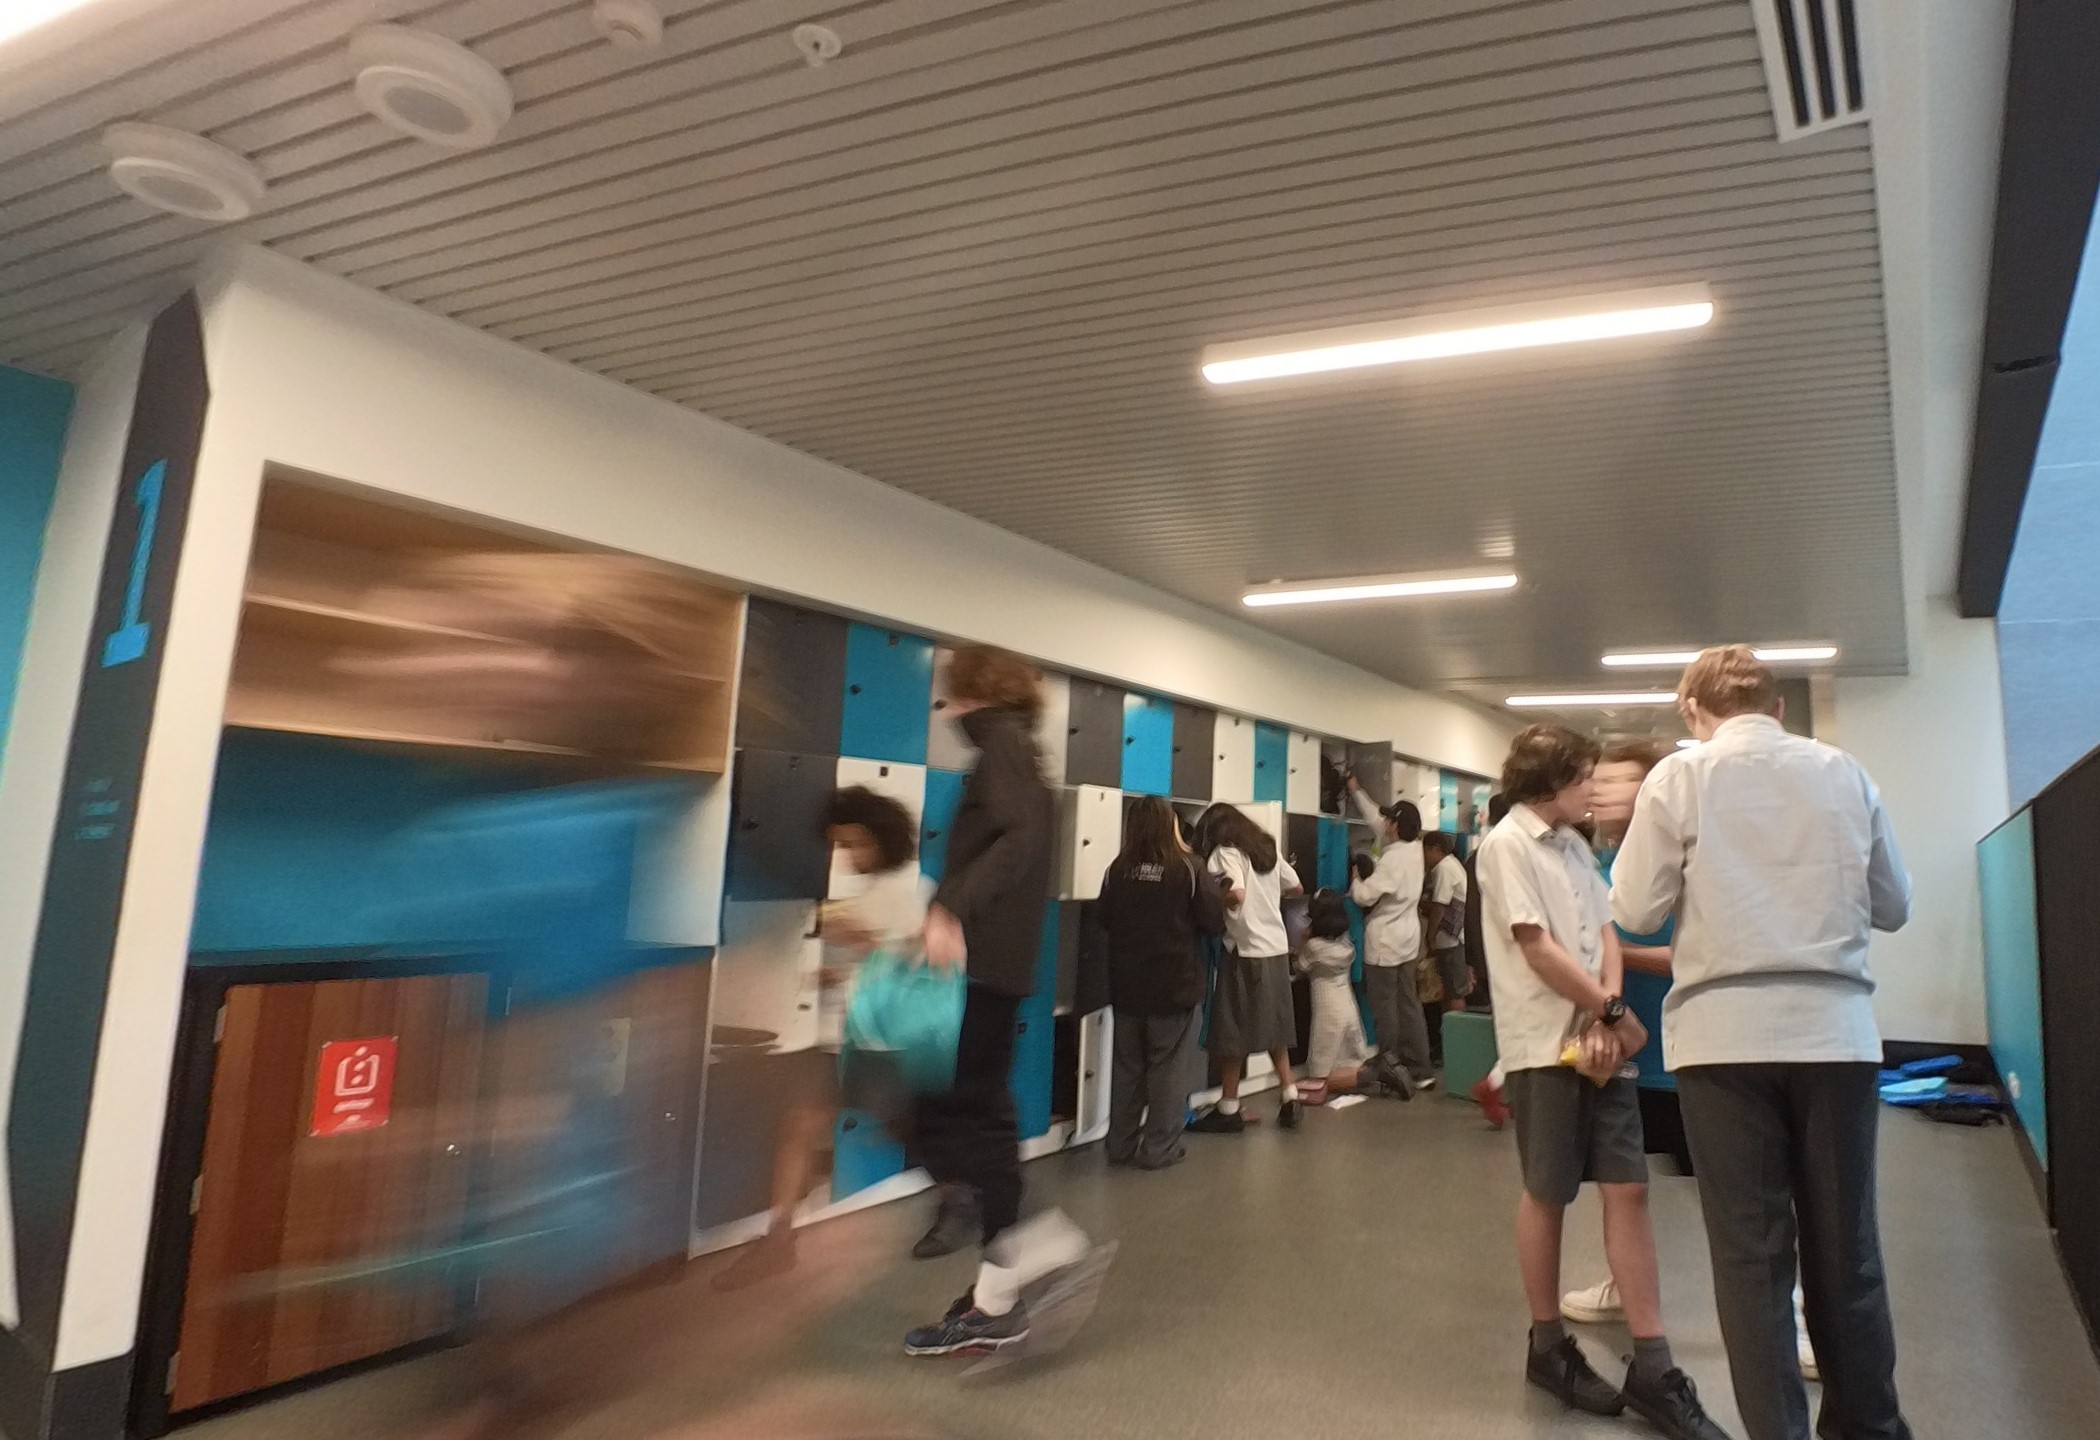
184, 1093, 2100, 1440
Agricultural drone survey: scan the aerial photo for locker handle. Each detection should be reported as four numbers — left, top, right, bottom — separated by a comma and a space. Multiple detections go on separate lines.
1124, 736, 1134, 745
849, 683, 863, 695
741, 818, 760, 830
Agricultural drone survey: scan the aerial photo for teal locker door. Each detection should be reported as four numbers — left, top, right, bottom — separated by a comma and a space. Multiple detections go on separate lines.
1011, 908, 1059, 1139
842, 624, 935, 764
1440, 770, 1462, 832
1121, 693, 1173, 795
920, 768, 968, 880
832, 1107, 906, 1201
1252, 722, 1289, 803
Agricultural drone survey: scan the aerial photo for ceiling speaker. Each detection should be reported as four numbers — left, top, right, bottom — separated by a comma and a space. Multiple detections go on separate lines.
102, 122, 265, 221
349, 25, 513, 150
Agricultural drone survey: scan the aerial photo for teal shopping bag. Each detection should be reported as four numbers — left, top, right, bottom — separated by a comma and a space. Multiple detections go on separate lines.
843, 945, 965, 1093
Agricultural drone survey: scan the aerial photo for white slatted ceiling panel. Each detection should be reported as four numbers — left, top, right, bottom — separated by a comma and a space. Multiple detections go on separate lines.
0, 0, 1905, 692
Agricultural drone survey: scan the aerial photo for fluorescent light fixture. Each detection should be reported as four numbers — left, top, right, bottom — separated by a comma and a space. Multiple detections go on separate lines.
1243, 569, 1518, 609
1602, 644, 1839, 667
1504, 692, 1677, 708
1, 0, 103, 46
1201, 286, 1714, 385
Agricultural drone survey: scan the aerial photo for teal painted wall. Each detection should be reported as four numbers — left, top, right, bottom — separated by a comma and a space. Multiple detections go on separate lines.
0, 363, 74, 751
1978, 809, 2048, 1165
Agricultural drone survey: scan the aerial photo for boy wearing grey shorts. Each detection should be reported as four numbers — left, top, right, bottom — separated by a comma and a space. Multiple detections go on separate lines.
1476, 725, 1731, 1440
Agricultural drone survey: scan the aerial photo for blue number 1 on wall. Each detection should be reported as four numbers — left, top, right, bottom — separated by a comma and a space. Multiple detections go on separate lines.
101, 460, 165, 668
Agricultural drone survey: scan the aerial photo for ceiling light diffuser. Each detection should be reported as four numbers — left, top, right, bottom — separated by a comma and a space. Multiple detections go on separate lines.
1201, 286, 1714, 385
1505, 692, 1677, 708
1243, 570, 1518, 609
102, 123, 265, 222
1602, 644, 1839, 667
350, 25, 513, 149
0, 0, 103, 47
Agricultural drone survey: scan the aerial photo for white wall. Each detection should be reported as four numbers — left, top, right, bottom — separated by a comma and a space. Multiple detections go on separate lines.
0, 325, 142, 1336
1843, 0, 2014, 1044
42, 243, 1515, 1368
1825, 603, 2007, 1044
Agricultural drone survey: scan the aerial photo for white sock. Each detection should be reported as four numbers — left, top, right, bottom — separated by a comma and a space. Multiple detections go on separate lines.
1489, 1062, 1506, 1088
1282, 1082, 1300, 1101
1218, 1096, 1241, 1115
973, 1260, 1022, 1316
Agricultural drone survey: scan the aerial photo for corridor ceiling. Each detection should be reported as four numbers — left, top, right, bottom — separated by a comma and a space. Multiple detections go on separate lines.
0, 0, 1905, 708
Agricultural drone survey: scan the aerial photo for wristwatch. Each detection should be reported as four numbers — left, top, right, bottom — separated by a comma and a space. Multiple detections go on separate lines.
1600, 995, 1629, 1028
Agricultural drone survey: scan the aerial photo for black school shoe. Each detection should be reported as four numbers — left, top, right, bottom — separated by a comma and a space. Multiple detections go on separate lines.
1527, 1335, 1626, 1416
1278, 1096, 1301, 1129
1187, 1106, 1246, 1134
903, 1294, 1029, 1356
1621, 1363, 1734, 1440
911, 1186, 979, 1259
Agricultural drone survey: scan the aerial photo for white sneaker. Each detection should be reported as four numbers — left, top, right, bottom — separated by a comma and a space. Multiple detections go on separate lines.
1560, 1277, 1623, 1324
1795, 1286, 1819, 1381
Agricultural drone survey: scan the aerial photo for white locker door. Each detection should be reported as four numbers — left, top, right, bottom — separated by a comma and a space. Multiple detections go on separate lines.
1212, 713, 1255, 803
1036, 671, 1072, 785
716, 900, 822, 1053
926, 645, 975, 773
1058, 784, 1122, 900
1286, 730, 1323, 814
1074, 1008, 1113, 1145
829, 758, 927, 897
1244, 800, 1287, 857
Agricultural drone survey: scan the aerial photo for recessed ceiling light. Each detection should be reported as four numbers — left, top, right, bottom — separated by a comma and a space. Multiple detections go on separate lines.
350, 25, 513, 150
1505, 692, 1677, 708
1243, 569, 1519, 608
1601, 644, 1840, 667
591, 0, 663, 48
1200, 286, 1714, 385
792, 22, 842, 67
1, 0, 103, 48
101, 123, 264, 222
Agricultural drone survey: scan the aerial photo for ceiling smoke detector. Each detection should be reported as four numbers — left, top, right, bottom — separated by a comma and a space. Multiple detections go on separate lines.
349, 25, 513, 149
792, 23, 842, 67
592, 0, 663, 49
102, 123, 265, 222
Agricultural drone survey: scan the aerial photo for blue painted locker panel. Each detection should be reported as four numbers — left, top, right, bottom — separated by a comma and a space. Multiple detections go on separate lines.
842, 624, 935, 764
1440, 770, 1462, 832
1252, 722, 1289, 803
1121, 692, 1174, 795
1011, 909, 1059, 1139
920, 768, 968, 881
832, 1107, 907, 1201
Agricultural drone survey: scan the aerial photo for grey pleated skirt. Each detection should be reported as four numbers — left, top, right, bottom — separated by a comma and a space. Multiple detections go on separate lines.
1206, 951, 1297, 1058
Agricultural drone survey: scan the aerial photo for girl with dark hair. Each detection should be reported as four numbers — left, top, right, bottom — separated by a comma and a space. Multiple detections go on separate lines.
1189, 805, 1306, 1133
1293, 890, 1398, 1103
1096, 798, 1226, 1169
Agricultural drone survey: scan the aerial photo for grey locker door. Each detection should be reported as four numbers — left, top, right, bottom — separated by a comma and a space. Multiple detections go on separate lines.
1347, 742, 1395, 806
1286, 813, 1322, 888
736, 598, 848, 755
1320, 739, 1350, 814
727, 749, 834, 901
1063, 679, 1126, 788
1170, 701, 1215, 800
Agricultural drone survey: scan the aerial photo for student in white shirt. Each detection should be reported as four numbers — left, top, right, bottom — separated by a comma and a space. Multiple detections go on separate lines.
1188, 805, 1306, 1133
1346, 778, 1435, 1091
1477, 725, 1730, 1440
714, 786, 929, 1292
1610, 647, 1913, 1440
1421, 829, 1473, 1012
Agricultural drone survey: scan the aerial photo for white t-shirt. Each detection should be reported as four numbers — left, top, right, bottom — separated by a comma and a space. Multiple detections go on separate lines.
1427, 853, 1468, 948
1476, 805, 1611, 1072
1207, 846, 1301, 958
819, 864, 933, 1048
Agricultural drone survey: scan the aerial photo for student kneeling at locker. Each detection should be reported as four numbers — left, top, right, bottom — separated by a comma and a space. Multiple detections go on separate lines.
1292, 889, 1407, 1102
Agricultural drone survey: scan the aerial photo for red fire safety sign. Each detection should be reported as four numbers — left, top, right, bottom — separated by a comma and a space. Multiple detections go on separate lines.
310, 1037, 397, 1137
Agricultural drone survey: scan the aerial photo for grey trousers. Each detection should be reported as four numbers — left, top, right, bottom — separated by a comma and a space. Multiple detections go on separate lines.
1365, 963, 1434, 1080
1107, 1006, 1200, 1167
1676, 1063, 1912, 1440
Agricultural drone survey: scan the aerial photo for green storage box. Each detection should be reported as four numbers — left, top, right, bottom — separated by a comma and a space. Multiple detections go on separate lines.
1442, 1010, 1499, 1098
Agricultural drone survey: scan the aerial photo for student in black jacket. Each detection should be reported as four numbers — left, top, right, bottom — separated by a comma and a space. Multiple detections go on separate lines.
1097, 797, 1225, 1170
905, 646, 1092, 1358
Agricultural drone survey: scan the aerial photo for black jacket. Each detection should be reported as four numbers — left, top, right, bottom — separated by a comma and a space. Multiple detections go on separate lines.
1095, 851, 1225, 1014
934, 706, 1054, 997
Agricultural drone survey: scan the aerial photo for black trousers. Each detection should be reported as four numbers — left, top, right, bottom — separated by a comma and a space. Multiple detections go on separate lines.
1677, 1063, 1912, 1440
915, 983, 1023, 1248
1108, 1005, 1200, 1167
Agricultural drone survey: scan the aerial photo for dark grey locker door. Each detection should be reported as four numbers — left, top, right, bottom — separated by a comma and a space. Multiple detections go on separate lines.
1320, 740, 1350, 814
1169, 701, 1215, 800
1347, 742, 1395, 806
1286, 813, 1322, 888
727, 748, 833, 900
736, 598, 848, 755
1063, 679, 1126, 787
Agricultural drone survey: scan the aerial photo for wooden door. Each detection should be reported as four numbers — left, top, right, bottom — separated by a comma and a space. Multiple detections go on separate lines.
170, 974, 486, 1412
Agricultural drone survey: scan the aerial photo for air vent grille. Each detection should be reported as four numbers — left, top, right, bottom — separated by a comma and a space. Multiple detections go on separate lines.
1753, 0, 1867, 142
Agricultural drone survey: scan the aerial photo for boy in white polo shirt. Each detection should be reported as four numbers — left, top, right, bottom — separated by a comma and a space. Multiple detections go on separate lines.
1477, 725, 1730, 1440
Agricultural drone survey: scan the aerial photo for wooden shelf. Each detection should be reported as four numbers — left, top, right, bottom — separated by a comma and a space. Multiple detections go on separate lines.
226, 476, 742, 773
